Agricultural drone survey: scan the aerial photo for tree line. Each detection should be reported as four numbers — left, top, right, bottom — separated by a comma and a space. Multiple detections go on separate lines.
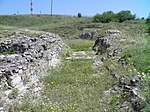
77, 10, 150, 35
93, 10, 136, 23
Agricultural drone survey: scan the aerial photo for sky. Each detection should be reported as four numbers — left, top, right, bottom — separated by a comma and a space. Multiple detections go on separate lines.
0, 0, 150, 18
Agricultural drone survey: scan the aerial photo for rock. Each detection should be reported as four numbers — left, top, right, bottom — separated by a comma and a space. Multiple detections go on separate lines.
93, 60, 103, 67
80, 32, 92, 38
107, 51, 113, 57
11, 75, 22, 87
0, 107, 4, 112
106, 29, 121, 35
79, 30, 97, 39
132, 100, 145, 112
119, 76, 126, 85
90, 30, 98, 38
107, 48, 122, 58
121, 101, 131, 111
92, 37, 110, 55
124, 85, 132, 91
0, 55, 5, 60
130, 75, 142, 86
117, 58, 126, 68
101, 57, 106, 62
131, 87, 139, 96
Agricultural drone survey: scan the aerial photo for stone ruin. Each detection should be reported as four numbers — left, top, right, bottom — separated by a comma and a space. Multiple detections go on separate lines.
92, 30, 145, 111
0, 32, 66, 111
79, 30, 98, 39
76, 24, 102, 31
105, 29, 121, 35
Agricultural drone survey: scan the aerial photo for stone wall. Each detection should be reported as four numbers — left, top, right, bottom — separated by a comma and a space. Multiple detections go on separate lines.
0, 32, 66, 111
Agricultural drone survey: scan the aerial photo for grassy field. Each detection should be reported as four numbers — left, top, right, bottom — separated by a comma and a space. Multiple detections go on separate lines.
0, 15, 149, 111
0, 15, 147, 39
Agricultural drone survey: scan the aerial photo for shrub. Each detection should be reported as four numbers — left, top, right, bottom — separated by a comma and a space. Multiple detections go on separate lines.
65, 48, 71, 57
78, 13, 82, 18
141, 17, 145, 20
117, 10, 136, 22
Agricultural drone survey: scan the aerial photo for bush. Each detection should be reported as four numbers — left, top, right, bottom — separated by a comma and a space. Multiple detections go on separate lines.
117, 10, 136, 22
93, 11, 117, 23
78, 13, 82, 18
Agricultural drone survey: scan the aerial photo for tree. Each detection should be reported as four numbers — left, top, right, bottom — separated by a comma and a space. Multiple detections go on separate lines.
93, 13, 102, 22
93, 11, 117, 23
117, 10, 136, 22
78, 13, 82, 18
101, 11, 117, 23
93, 10, 135, 23
141, 17, 145, 20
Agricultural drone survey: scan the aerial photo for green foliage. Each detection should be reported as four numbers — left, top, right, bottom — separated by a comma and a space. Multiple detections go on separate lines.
146, 13, 150, 34
141, 17, 145, 20
10, 88, 19, 98
78, 13, 82, 18
121, 38, 150, 73
117, 10, 136, 22
148, 26, 150, 34
93, 11, 117, 23
146, 13, 150, 23
146, 18, 150, 24
93, 10, 135, 23
64, 48, 71, 57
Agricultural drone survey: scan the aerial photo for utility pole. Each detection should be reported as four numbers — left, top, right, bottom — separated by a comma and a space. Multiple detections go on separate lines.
30, 0, 33, 15
51, 0, 53, 16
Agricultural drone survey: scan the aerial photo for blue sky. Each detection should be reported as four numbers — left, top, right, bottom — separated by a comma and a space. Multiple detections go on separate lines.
0, 0, 150, 18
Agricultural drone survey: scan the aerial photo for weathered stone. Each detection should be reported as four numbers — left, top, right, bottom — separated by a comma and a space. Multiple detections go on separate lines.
119, 77, 126, 85
92, 37, 110, 55
121, 101, 132, 112
0, 55, 5, 60
80, 32, 92, 38
130, 75, 142, 86
106, 29, 121, 35
0, 31, 66, 111
93, 60, 103, 67
132, 100, 145, 112
131, 87, 139, 96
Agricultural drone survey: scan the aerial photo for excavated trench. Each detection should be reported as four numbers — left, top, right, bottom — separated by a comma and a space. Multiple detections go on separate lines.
0, 29, 145, 111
